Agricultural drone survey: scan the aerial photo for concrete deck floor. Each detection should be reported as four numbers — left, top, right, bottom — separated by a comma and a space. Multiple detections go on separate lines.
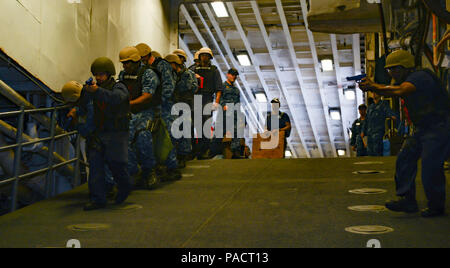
0, 157, 448, 248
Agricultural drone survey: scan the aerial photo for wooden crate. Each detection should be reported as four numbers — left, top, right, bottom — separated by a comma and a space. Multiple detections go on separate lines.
222, 138, 246, 159
252, 131, 286, 159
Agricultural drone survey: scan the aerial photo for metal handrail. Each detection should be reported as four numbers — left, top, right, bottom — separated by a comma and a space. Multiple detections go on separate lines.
0, 131, 78, 152
0, 105, 82, 212
0, 105, 71, 118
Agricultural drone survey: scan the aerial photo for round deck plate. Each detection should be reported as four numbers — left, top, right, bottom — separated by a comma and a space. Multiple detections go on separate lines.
354, 161, 384, 165
188, 165, 210, 169
349, 188, 387, 195
111, 204, 143, 211
353, 170, 385, 175
67, 223, 110, 232
345, 225, 394, 235
348, 205, 387, 212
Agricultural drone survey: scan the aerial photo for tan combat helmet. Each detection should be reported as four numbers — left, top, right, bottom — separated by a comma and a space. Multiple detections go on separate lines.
135, 43, 152, 57
194, 51, 201, 62
165, 54, 183, 65
385, 49, 415, 69
61, 81, 83, 103
198, 47, 213, 59
151, 51, 162, 59
119, 46, 141, 62
173, 49, 187, 62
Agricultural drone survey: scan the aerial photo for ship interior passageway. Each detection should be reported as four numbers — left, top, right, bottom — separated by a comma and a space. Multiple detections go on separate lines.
0, 157, 448, 248
0, 0, 449, 249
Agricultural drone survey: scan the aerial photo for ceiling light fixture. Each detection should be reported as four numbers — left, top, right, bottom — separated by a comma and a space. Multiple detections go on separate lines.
211, 1, 229, 18
255, 92, 268, 103
329, 108, 341, 121
321, 59, 334, 71
285, 151, 293, 158
237, 53, 252, 66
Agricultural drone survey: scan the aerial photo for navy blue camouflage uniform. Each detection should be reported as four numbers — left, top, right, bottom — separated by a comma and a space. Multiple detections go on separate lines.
350, 118, 368, 157
119, 67, 159, 180
173, 68, 198, 156
153, 58, 178, 169
394, 70, 449, 211
363, 100, 396, 156
72, 92, 115, 188
219, 81, 241, 154
79, 78, 131, 205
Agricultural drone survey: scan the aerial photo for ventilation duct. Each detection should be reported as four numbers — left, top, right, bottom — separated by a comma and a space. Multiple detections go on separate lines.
307, 0, 383, 34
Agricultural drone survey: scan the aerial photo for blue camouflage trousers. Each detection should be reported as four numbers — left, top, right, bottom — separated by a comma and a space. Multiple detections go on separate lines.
224, 110, 241, 154
367, 132, 384, 156
173, 109, 192, 156
394, 121, 449, 210
162, 105, 178, 170
128, 112, 156, 179
88, 131, 131, 204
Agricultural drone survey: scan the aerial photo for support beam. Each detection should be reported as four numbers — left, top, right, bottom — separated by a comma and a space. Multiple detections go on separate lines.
178, 37, 194, 67
189, 4, 261, 133
180, 4, 261, 132
330, 34, 351, 157
353, 34, 364, 119
228, 2, 306, 158
275, 0, 325, 157
250, 1, 311, 158
201, 3, 266, 132
299, 0, 338, 157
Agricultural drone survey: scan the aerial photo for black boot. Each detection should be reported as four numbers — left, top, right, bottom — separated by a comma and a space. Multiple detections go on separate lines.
163, 169, 182, 182
177, 155, 186, 169
144, 169, 160, 190
84, 202, 106, 211
421, 208, 445, 218
385, 197, 419, 213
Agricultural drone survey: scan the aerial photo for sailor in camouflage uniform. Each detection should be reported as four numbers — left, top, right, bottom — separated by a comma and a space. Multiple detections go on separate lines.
119, 46, 159, 189
165, 54, 198, 168
148, 50, 181, 181
219, 68, 242, 158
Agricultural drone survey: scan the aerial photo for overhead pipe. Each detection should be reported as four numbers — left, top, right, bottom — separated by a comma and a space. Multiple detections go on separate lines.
433, 14, 438, 67
378, 1, 390, 56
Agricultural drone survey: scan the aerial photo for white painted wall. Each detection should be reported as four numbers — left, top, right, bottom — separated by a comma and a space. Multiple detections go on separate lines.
0, 0, 175, 92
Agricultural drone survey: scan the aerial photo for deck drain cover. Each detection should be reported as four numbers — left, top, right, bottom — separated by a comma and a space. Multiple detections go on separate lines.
353, 170, 385, 174
188, 165, 210, 169
348, 205, 387, 212
349, 188, 387, 195
68, 223, 110, 232
182, 174, 194, 178
354, 161, 384, 165
111, 204, 143, 211
345, 225, 394, 235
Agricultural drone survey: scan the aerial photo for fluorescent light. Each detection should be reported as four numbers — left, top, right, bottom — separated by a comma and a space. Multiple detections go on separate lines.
321, 59, 334, 71
211, 1, 229, 18
337, 149, 346, 156
330, 109, 341, 121
255, 93, 268, 103
344, 90, 356, 100
237, 54, 252, 66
